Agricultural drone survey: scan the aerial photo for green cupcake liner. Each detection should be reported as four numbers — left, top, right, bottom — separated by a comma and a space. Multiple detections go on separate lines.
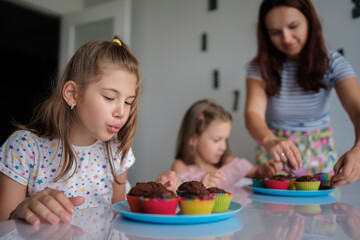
294, 181, 320, 191
212, 193, 233, 213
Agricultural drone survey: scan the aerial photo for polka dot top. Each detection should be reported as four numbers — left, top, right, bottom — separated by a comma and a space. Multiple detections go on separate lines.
0, 130, 135, 209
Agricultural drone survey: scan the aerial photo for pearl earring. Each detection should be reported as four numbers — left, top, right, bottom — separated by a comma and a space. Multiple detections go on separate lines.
71, 103, 76, 110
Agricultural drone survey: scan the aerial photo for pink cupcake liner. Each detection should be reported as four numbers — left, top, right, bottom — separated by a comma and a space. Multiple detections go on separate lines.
126, 194, 143, 213
140, 197, 179, 215
264, 178, 290, 190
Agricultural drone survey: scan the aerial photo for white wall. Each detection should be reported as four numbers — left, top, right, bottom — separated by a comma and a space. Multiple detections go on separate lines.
313, 0, 360, 161
128, 0, 360, 184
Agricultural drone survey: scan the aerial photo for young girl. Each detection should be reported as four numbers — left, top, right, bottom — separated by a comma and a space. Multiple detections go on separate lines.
171, 99, 282, 189
0, 36, 178, 225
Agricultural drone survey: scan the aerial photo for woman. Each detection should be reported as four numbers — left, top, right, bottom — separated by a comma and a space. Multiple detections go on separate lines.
244, 0, 360, 187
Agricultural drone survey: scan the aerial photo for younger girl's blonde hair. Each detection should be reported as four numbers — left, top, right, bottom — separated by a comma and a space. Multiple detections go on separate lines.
175, 99, 232, 168
17, 36, 140, 184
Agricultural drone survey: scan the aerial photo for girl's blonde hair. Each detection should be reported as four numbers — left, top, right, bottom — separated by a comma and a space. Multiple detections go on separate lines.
16, 36, 140, 183
175, 99, 232, 168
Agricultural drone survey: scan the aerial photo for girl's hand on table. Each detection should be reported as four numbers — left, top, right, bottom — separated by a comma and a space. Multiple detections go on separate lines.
155, 170, 181, 192
17, 221, 85, 240
332, 146, 360, 187
263, 137, 302, 170
10, 188, 84, 225
201, 172, 224, 188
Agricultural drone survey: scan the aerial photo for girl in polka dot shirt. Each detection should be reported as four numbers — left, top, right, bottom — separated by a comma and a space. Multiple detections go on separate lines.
0, 36, 179, 225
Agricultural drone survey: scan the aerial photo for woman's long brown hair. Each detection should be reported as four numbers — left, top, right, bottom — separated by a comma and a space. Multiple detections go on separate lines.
254, 0, 329, 97
16, 36, 140, 184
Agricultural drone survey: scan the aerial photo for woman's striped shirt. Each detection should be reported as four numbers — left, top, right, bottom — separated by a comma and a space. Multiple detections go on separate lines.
246, 50, 357, 131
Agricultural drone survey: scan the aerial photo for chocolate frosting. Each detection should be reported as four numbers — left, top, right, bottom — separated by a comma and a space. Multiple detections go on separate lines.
128, 181, 167, 197
296, 175, 318, 182
268, 175, 291, 181
178, 181, 211, 199
207, 187, 228, 194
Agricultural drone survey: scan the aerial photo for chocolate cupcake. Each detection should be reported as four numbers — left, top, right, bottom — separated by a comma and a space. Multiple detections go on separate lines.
264, 175, 290, 190
207, 187, 233, 213
140, 188, 179, 215
314, 173, 333, 188
127, 181, 167, 213
177, 181, 207, 196
295, 175, 320, 191
252, 177, 266, 188
178, 181, 215, 214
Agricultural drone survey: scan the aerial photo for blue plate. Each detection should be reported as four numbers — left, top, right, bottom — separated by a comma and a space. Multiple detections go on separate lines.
248, 185, 335, 197
112, 215, 243, 239
249, 193, 336, 205
112, 200, 243, 224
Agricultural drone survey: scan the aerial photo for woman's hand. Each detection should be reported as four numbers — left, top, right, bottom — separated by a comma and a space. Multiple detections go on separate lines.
259, 160, 283, 178
155, 170, 181, 192
333, 202, 360, 240
201, 172, 224, 188
253, 215, 304, 240
10, 188, 84, 225
332, 146, 360, 187
263, 136, 302, 170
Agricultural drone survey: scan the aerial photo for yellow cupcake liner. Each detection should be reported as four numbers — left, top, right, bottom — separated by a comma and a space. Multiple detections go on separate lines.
295, 204, 322, 215
179, 198, 215, 215
294, 181, 320, 191
212, 193, 233, 213
288, 179, 296, 190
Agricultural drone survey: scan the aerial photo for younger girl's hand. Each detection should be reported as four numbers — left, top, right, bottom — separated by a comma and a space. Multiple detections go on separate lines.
155, 171, 181, 192
201, 172, 224, 188
10, 188, 84, 225
260, 160, 283, 177
263, 137, 302, 170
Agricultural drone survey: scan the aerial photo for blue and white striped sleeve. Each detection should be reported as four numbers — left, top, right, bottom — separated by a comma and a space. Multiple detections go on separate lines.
328, 50, 357, 84
245, 61, 264, 81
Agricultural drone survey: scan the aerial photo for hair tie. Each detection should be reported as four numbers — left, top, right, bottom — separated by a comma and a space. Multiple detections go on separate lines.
199, 113, 204, 120
112, 39, 122, 46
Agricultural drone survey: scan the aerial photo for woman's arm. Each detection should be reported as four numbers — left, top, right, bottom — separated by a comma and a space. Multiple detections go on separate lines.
333, 77, 360, 186
111, 171, 127, 204
0, 173, 27, 221
245, 78, 301, 168
335, 77, 360, 146
245, 78, 274, 147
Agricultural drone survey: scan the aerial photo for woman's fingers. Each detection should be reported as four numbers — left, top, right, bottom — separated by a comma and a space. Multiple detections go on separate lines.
272, 152, 282, 162
333, 157, 344, 175
288, 143, 302, 168
269, 140, 302, 169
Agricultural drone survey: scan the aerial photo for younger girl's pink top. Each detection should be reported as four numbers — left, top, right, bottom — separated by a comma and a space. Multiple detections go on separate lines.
176, 157, 253, 189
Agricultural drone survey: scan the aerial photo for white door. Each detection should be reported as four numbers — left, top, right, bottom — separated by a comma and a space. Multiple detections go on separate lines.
58, 0, 132, 73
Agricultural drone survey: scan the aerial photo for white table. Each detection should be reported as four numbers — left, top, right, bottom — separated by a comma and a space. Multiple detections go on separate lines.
1, 180, 359, 240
